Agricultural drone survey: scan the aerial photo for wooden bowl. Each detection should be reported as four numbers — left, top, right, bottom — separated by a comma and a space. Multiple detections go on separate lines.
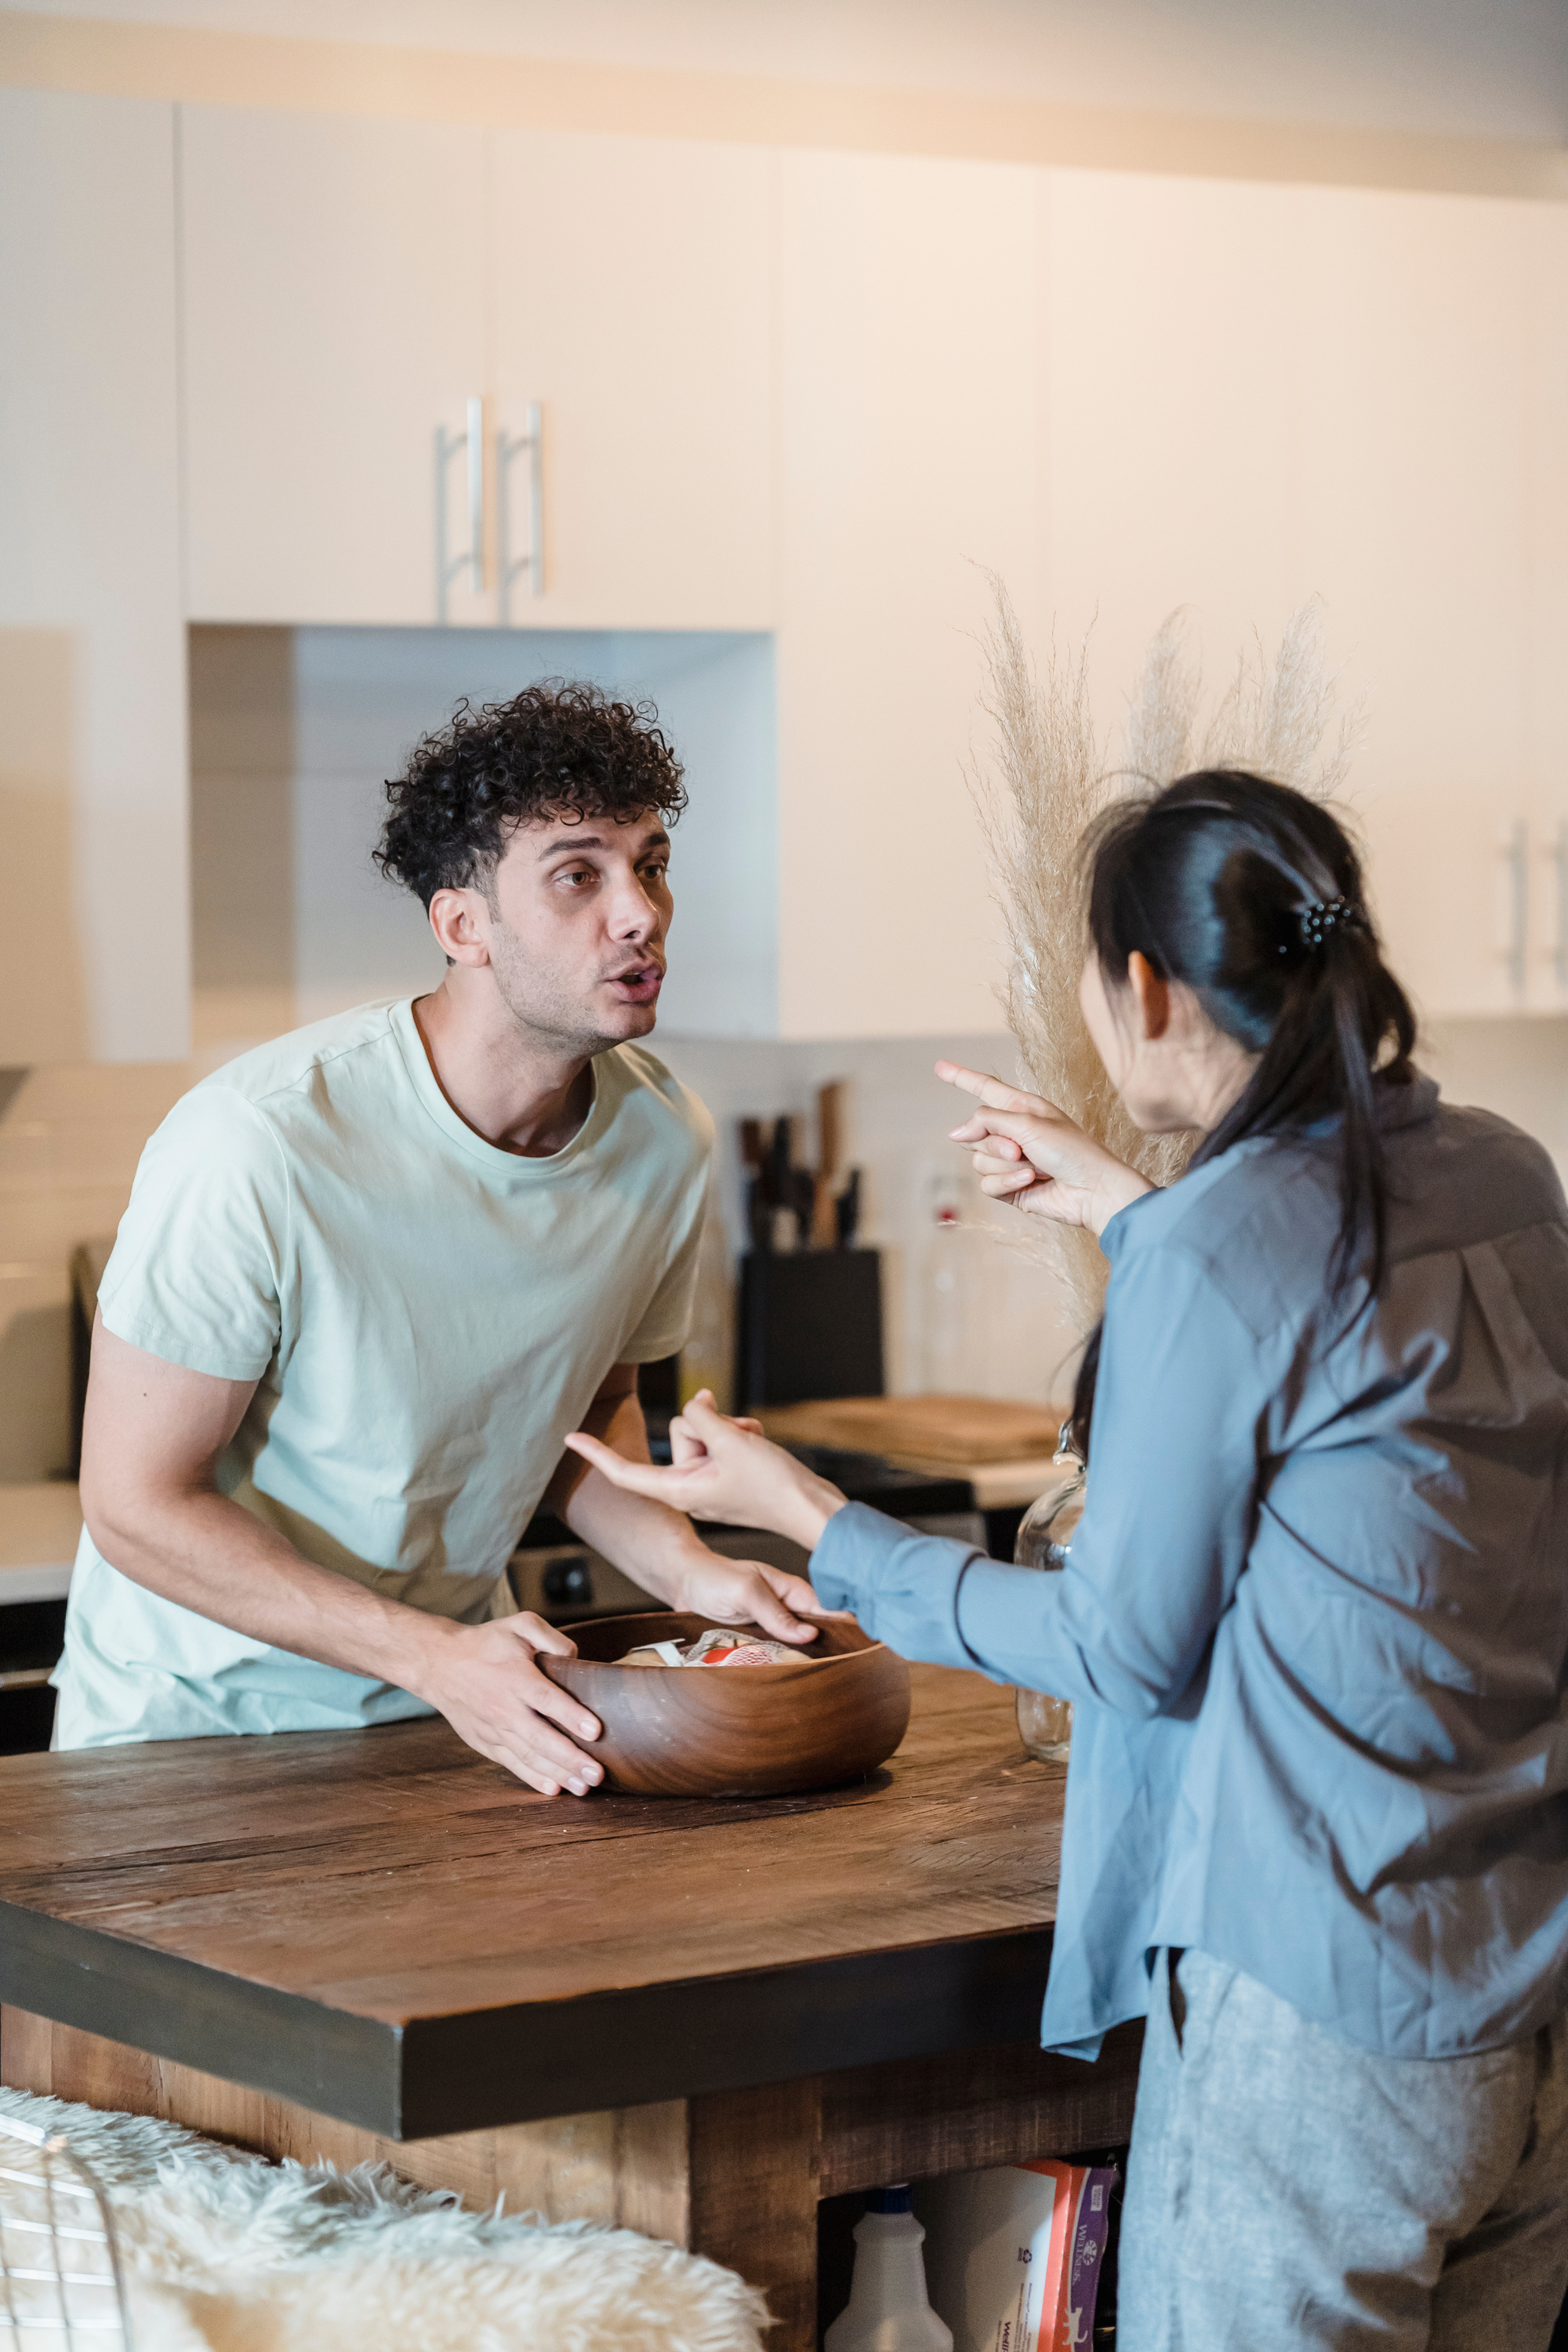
539, 1612, 911, 1798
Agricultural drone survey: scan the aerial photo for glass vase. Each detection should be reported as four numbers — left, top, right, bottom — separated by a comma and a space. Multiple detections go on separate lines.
1013, 1450, 1084, 1764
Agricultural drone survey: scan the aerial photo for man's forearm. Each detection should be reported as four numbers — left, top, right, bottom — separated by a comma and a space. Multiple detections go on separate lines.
559, 1389, 713, 1599
83, 1486, 455, 1697
564, 1468, 717, 1596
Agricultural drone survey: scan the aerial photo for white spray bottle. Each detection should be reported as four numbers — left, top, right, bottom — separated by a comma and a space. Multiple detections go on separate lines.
825, 2184, 954, 2352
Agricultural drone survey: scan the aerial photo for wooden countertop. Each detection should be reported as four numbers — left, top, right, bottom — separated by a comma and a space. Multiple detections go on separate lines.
0, 1482, 82, 1600
0, 1665, 1064, 2143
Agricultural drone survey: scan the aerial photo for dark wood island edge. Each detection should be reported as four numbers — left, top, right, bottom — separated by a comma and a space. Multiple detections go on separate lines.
0, 1898, 1073, 2137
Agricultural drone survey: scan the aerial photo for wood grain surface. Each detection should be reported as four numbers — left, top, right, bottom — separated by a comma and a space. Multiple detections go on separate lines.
543, 1610, 911, 1796
760, 1394, 1070, 1465
818, 2025, 1143, 2193
0, 1665, 1065, 2137
2, 2004, 696, 2241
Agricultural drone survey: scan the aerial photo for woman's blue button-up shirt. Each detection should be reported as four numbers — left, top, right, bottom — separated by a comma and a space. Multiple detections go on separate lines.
811, 1079, 1568, 2060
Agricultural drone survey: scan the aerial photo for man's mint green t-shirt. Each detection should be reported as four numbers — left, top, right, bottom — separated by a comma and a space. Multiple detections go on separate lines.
55, 998, 713, 1748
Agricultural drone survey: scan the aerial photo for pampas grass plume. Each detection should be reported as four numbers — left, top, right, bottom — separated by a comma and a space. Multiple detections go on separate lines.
967, 582, 1359, 1334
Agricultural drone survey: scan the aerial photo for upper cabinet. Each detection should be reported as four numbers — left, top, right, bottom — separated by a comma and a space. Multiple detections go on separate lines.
13, 88, 1562, 1052
177, 114, 1568, 1030
772, 148, 1040, 1040
181, 108, 488, 627
1295, 186, 1541, 1019
489, 132, 773, 631
1524, 203, 1568, 1016
182, 114, 774, 632
1041, 170, 1308, 709
1041, 168, 1568, 1022
0, 90, 188, 1063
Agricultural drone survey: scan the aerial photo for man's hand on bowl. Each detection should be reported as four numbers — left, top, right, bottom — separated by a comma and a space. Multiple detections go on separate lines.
410, 1610, 604, 1799
564, 1392, 848, 1559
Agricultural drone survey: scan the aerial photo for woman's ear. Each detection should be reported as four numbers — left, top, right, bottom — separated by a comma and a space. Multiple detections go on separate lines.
1127, 951, 1171, 1043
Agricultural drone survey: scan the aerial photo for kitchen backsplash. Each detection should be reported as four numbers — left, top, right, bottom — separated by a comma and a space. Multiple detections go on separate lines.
2, 1014, 1564, 1483
652, 1033, 1088, 1413
0, 1058, 192, 1483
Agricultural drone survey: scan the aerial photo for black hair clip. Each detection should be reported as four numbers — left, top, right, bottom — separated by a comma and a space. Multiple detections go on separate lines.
1297, 895, 1364, 951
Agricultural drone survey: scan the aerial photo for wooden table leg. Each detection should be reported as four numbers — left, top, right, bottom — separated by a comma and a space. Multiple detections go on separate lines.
680, 2029, 1144, 2350
690, 2077, 823, 2352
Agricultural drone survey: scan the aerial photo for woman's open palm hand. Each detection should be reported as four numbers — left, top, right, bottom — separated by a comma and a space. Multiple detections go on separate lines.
937, 1062, 1153, 1239
564, 1393, 847, 1554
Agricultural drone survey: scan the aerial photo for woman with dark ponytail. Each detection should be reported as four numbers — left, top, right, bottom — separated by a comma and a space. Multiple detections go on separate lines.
571, 772, 1568, 2349
1065, 768, 1419, 1454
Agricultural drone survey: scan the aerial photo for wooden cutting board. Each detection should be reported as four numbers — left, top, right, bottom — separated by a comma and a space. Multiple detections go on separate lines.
758, 1393, 1069, 1467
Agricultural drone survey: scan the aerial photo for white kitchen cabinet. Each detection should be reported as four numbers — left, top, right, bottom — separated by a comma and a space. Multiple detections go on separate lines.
1297, 187, 1539, 1018
0, 89, 187, 1062
160, 99, 1568, 1038
489, 132, 773, 630
181, 107, 489, 627
182, 114, 772, 634
1041, 169, 1308, 730
773, 148, 1040, 1040
1525, 203, 1568, 1014
1042, 168, 1555, 1022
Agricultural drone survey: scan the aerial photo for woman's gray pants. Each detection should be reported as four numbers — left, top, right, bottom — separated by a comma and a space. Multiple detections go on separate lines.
1120, 1948, 1568, 2350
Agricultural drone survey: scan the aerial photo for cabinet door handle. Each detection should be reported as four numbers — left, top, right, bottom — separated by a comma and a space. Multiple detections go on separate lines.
498, 403, 544, 621
435, 394, 485, 621
1551, 819, 1568, 992
1503, 818, 1528, 994
465, 394, 485, 593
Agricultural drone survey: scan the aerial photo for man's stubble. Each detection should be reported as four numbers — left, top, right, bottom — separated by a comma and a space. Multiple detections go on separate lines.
485, 910, 649, 1065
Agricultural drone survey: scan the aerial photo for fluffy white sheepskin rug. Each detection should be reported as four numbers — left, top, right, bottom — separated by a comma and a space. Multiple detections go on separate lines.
0, 2085, 769, 2352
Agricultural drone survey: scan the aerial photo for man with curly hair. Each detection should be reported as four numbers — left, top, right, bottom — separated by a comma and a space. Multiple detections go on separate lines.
57, 682, 817, 1793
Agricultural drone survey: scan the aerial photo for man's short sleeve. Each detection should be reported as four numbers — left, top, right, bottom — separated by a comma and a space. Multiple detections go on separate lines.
96, 1086, 289, 1381
620, 1181, 708, 1364
616, 1065, 715, 1376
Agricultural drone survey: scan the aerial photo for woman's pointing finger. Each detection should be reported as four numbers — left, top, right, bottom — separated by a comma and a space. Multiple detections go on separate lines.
563, 1430, 682, 1501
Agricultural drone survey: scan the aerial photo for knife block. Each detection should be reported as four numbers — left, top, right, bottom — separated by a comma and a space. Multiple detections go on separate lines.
735, 1247, 884, 1410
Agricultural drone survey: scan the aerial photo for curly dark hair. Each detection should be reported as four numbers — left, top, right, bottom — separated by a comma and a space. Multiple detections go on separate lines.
374, 679, 688, 909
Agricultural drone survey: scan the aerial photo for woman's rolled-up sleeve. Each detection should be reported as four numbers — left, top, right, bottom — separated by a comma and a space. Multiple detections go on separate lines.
810, 1239, 1269, 1719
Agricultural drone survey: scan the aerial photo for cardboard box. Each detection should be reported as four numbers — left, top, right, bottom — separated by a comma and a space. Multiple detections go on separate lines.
918, 2160, 1116, 2352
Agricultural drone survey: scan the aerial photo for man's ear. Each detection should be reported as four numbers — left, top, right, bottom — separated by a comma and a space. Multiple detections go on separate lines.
1127, 950, 1171, 1042
428, 887, 492, 967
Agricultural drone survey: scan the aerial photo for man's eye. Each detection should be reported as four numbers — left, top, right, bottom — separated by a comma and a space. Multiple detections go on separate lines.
641, 861, 670, 882
559, 867, 593, 887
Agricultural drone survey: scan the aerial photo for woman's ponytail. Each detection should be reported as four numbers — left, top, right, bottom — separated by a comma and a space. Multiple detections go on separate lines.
1069, 771, 1417, 1457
